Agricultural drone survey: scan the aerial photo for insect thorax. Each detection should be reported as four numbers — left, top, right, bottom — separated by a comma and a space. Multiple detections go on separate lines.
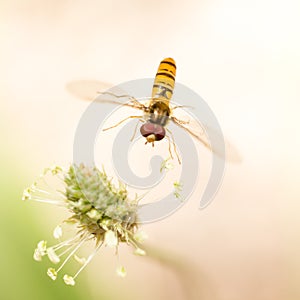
147, 100, 171, 127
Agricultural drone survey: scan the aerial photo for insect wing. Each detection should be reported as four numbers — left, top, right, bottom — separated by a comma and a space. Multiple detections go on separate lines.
171, 107, 241, 163
66, 80, 147, 111
66, 80, 113, 101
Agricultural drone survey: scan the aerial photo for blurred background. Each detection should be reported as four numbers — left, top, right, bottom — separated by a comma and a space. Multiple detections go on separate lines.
1, 0, 299, 299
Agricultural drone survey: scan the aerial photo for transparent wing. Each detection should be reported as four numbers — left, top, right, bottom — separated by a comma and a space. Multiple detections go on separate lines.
171, 107, 242, 163
66, 80, 241, 163
66, 80, 113, 101
66, 80, 147, 111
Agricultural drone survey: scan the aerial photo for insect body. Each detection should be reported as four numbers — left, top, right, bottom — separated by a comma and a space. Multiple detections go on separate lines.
66, 58, 241, 163
140, 58, 176, 145
98, 58, 196, 162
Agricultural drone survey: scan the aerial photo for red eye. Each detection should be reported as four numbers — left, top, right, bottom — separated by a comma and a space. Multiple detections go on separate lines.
140, 123, 166, 141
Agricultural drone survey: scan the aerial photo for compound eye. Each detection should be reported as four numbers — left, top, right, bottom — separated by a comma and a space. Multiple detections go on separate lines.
140, 122, 153, 137
140, 123, 166, 141
153, 125, 166, 141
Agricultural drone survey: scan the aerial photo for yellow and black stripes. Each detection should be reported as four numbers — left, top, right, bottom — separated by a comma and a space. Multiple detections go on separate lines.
151, 58, 176, 102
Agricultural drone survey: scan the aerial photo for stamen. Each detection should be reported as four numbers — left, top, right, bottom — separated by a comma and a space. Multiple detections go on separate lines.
133, 231, 148, 243
74, 254, 86, 265
63, 274, 75, 286
30, 184, 67, 200
56, 234, 89, 273
58, 243, 78, 257
47, 268, 57, 280
52, 234, 82, 252
28, 198, 66, 206
134, 248, 146, 256
37, 240, 47, 253
33, 248, 43, 261
47, 248, 60, 264
22, 188, 31, 201
31, 187, 52, 195
53, 225, 62, 239
73, 241, 103, 280
104, 230, 118, 247
116, 266, 127, 278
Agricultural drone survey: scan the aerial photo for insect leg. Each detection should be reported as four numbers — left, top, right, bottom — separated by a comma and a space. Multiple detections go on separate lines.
171, 115, 190, 125
98, 91, 134, 100
172, 104, 193, 111
130, 118, 145, 141
165, 134, 174, 160
98, 91, 147, 110
166, 128, 181, 164
103, 115, 142, 131
171, 116, 211, 150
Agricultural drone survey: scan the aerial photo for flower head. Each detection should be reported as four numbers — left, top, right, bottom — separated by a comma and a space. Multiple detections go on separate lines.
23, 164, 146, 285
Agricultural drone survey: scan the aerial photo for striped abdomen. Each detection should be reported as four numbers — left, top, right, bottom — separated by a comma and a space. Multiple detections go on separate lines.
151, 57, 176, 103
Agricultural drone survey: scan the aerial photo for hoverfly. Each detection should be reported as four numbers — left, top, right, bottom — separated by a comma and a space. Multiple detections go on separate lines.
67, 58, 241, 163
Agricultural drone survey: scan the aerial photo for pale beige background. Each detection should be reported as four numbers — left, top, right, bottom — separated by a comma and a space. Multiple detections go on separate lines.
1, 0, 299, 299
